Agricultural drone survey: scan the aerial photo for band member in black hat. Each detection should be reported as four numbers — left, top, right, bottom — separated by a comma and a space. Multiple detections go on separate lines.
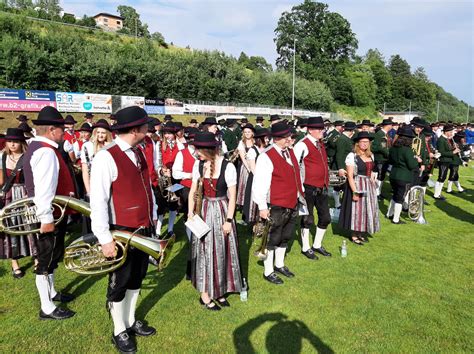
419, 126, 436, 198
236, 123, 256, 222
253, 121, 304, 284
446, 130, 466, 193
294, 118, 307, 142
359, 119, 374, 132
202, 117, 228, 153
16, 114, 28, 123
255, 116, 264, 128
386, 126, 420, 224
187, 132, 242, 310
189, 118, 198, 128
23, 106, 77, 320
84, 112, 94, 127
411, 118, 429, 187
325, 120, 344, 169
164, 114, 173, 122
269, 114, 282, 126
339, 131, 380, 242
372, 118, 393, 198
433, 124, 460, 200
90, 106, 157, 353
18, 121, 35, 141
222, 119, 239, 154
334, 121, 356, 208
293, 117, 332, 259
0, 128, 38, 279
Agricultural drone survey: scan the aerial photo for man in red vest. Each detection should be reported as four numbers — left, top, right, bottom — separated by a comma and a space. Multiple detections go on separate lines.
90, 106, 157, 353
23, 106, 77, 320
293, 116, 332, 260
252, 121, 304, 285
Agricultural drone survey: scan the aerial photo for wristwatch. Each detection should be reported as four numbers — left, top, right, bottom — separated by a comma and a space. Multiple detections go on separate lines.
226, 218, 233, 223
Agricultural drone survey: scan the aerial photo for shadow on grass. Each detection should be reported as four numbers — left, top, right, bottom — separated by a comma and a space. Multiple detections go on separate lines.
236, 222, 255, 282
434, 198, 474, 224
233, 312, 334, 353
62, 274, 104, 297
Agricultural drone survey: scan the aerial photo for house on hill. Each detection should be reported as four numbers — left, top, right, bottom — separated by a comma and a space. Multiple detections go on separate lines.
93, 13, 124, 31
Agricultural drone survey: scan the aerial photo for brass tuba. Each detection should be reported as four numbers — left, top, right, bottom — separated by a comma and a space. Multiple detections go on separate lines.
252, 216, 273, 260
407, 186, 426, 224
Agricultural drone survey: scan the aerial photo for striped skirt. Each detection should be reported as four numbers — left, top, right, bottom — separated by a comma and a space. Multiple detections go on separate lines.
191, 196, 243, 299
236, 164, 249, 206
0, 184, 39, 260
339, 176, 380, 234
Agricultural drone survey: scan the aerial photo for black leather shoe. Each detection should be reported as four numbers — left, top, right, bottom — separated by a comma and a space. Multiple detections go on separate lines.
275, 266, 295, 278
199, 298, 221, 311
39, 307, 75, 320
385, 215, 394, 220
216, 298, 230, 307
52, 292, 75, 303
313, 247, 332, 257
112, 331, 136, 353
263, 272, 283, 285
128, 320, 156, 337
12, 268, 25, 279
391, 220, 406, 225
434, 196, 446, 201
301, 249, 318, 260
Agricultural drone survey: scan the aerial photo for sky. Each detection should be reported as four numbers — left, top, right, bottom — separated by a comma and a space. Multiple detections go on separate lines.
61, 0, 473, 106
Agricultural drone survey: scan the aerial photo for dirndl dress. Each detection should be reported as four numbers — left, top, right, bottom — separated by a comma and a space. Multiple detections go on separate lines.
339, 153, 380, 234
191, 159, 243, 299
242, 146, 260, 223
0, 166, 39, 259
236, 145, 253, 206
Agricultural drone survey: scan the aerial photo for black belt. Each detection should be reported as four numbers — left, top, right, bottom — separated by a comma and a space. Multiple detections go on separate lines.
110, 225, 154, 237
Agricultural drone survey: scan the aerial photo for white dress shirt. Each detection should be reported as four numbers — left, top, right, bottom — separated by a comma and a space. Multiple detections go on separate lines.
90, 136, 158, 245
172, 146, 196, 181
80, 141, 94, 165
29, 136, 60, 224
293, 134, 322, 162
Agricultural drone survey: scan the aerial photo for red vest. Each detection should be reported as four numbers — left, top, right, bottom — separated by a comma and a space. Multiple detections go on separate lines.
302, 138, 329, 188
64, 130, 80, 144
139, 136, 158, 187
106, 143, 153, 228
75, 140, 85, 165
162, 141, 179, 169
266, 147, 303, 209
180, 148, 196, 188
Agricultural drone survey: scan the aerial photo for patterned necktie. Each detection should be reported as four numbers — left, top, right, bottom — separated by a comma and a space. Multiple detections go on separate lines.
282, 149, 290, 160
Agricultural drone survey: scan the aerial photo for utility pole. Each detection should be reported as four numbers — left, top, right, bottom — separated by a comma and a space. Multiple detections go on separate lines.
408, 101, 412, 119
291, 38, 296, 120
383, 102, 386, 115
436, 101, 440, 122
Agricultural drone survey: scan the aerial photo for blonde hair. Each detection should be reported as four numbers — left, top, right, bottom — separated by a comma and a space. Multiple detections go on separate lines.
3, 140, 28, 156
354, 140, 372, 158
91, 128, 113, 154
241, 128, 255, 146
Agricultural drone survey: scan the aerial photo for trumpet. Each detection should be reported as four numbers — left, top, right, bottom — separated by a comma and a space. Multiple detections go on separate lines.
252, 216, 273, 260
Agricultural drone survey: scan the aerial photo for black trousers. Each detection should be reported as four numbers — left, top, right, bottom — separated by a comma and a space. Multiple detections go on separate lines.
300, 185, 331, 229
390, 179, 410, 204
106, 227, 153, 302
438, 163, 450, 182
267, 206, 297, 250
179, 186, 190, 216
448, 165, 460, 182
376, 162, 390, 182
35, 218, 68, 275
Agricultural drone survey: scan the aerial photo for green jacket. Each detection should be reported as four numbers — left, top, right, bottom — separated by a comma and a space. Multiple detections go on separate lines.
389, 146, 419, 183
413, 133, 429, 166
372, 130, 389, 163
325, 129, 340, 159
436, 135, 454, 164
335, 133, 354, 170
295, 131, 306, 143
223, 128, 239, 151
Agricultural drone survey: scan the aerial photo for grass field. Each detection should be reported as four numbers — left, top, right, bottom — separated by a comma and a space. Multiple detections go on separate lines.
0, 166, 473, 353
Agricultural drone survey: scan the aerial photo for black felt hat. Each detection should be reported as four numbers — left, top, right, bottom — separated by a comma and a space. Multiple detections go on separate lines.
93, 119, 111, 131
242, 123, 255, 132
4, 128, 26, 141
109, 114, 117, 121
334, 120, 344, 127
32, 106, 65, 126
112, 106, 150, 130
270, 114, 281, 122
306, 116, 325, 129
297, 118, 308, 128
256, 116, 264, 122
422, 126, 433, 136
191, 132, 220, 148
352, 131, 374, 142
271, 121, 292, 137
84, 113, 94, 118
16, 114, 28, 122
381, 118, 393, 126
241, 118, 248, 124
162, 122, 178, 133
151, 117, 161, 126
443, 124, 455, 132
202, 117, 218, 125
412, 118, 428, 128
344, 121, 357, 131
397, 126, 415, 138
190, 118, 198, 124
185, 127, 199, 139
64, 115, 77, 124
255, 127, 270, 138
164, 114, 173, 121
18, 122, 33, 133
360, 119, 374, 127
78, 123, 93, 132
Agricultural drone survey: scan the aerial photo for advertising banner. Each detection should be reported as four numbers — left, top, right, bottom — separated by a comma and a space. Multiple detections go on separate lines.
55, 92, 112, 113
145, 97, 165, 114
0, 88, 56, 111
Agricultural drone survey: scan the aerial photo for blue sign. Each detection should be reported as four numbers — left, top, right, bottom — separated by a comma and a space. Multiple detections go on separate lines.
0, 88, 55, 101
145, 105, 166, 114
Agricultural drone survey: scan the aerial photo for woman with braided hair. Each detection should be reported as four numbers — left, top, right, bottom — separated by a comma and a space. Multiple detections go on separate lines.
187, 132, 242, 311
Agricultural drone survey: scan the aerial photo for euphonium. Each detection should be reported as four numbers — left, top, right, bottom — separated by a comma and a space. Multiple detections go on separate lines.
412, 136, 422, 156
328, 170, 347, 186
407, 186, 426, 224
252, 216, 273, 260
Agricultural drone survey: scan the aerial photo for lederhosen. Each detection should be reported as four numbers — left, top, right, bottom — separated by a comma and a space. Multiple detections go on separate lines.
103, 143, 154, 303
300, 138, 331, 230
23, 141, 77, 275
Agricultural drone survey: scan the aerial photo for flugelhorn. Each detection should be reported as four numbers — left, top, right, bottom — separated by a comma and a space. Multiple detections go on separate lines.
252, 216, 273, 260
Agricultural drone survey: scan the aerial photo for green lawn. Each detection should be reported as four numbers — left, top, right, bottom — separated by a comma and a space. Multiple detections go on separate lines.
1, 165, 473, 353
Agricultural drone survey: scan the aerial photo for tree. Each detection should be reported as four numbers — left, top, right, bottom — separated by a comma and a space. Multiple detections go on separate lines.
388, 54, 412, 110
35, 0, 62, 17
62, 13, 76, 24
151, 31, 166, 46
346, 64, 376, 107
238, 52, 272, 72
364, 49, 392, 109
76, 15, 96, 28
274, 0, 358, 78
7, 0, 33, 10
117, 5, 150, 38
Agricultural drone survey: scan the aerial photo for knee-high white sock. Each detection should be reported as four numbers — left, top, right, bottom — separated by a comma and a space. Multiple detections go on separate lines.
110, 300, 127, 336
123, 289, 140, 328
301, 228, 310, 252
454, 181, 464, 192
185, 227, 192, 241
263, 250, 274, 276
447, 181, 453, 192
312, 227, 326, 249
36, 274, 56, 314
167, 211, 177, 233
48, 273, 57, 298
274, 247, 286, 268
156, 215, 164, 236
421, 186, 427, 195
434, 182, 444, 197
386, 199, 395, 217
393, 203, 403, 223
376, 180, 382, 195
333, 190, 341, 208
